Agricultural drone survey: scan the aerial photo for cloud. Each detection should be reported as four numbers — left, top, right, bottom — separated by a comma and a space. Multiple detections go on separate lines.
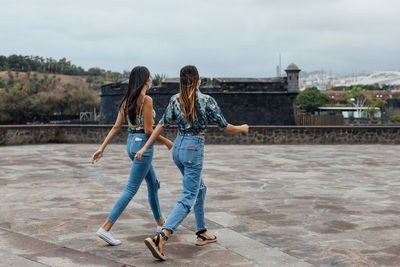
0, 0, 399, 77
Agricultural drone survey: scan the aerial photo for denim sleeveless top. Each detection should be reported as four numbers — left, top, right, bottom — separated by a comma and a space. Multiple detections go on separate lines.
124, 96, 155, 132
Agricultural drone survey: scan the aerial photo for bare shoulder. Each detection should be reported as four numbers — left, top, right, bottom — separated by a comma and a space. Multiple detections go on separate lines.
143, 95, 153, 108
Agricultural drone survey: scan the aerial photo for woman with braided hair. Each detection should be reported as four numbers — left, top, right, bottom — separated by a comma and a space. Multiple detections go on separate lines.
135, 65, 248, 260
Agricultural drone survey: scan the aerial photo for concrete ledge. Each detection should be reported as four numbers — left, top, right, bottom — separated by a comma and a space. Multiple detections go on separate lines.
1, 125, 400, 145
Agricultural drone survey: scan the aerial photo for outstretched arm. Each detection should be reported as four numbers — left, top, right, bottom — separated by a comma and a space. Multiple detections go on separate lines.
92, 108, 124, 163
223, 123, 249, 134
206, 96, 249, 134
135, 124, 165, 161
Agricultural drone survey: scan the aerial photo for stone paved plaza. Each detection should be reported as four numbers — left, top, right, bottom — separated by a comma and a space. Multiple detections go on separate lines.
0, 144, 400, 266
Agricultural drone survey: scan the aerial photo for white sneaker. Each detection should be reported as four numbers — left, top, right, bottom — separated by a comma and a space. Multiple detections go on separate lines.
157, 226, 162, 232
96, 228, 121, 246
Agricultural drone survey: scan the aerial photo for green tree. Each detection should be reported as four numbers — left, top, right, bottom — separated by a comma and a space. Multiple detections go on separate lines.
365, 103, 378, 121
0, 55, 7, 70
374, 98, 387, 112
296, 87, 330, 113
87, 67, 103, 76
29, 73, 40, 93
0, 78, 6, 88
7, 70, 14, 87
7, 54, 23, 70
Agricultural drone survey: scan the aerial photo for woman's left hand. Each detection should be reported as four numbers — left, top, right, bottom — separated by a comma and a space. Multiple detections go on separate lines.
135, 149, 145, 161
92, 149, 103, 163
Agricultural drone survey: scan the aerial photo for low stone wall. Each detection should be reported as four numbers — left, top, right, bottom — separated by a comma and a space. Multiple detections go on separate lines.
1, 125, 400, 145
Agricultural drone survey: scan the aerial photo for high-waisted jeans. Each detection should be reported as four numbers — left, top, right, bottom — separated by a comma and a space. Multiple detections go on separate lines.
107, 133, 163, 223
163, 134, 207, 233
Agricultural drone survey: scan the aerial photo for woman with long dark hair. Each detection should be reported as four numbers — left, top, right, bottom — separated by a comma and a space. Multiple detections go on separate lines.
135, 65, 248, 260
92, 66, 173, 246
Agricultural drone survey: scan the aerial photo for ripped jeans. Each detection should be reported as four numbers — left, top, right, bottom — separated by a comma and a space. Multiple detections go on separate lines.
107, 133, 163, 223
162, 134, 207, 233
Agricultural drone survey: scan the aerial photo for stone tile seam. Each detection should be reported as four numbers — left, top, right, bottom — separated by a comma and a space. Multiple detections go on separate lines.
0, 247, 52, 267
194, 222, 315, 267
0, 227, 125, 266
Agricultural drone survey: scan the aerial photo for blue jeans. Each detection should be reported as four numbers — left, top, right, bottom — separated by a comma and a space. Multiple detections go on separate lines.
162, 134, 207, 233
107, 133, 163, 223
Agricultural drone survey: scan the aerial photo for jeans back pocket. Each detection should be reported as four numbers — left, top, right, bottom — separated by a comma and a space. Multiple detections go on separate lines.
182, 145, 199, 165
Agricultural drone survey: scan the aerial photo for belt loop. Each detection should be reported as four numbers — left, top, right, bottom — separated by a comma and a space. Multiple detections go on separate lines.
178, 134, 183, 149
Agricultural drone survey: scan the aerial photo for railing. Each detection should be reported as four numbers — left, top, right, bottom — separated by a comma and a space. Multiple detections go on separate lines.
295, 114, 344, 125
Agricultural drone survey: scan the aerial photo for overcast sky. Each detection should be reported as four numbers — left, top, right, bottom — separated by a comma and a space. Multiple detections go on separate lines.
1, 0, 399, 77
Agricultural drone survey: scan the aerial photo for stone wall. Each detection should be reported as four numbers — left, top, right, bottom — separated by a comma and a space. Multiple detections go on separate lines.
1, 125, 400, 146
100, 78, 297, 126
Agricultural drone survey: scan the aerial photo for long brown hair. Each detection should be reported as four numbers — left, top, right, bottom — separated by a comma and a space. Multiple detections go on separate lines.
118, 66, 150, 123
179, 65, 199, 123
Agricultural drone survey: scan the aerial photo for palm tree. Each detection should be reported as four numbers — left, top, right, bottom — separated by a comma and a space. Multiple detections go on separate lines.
153, 74, 166, 86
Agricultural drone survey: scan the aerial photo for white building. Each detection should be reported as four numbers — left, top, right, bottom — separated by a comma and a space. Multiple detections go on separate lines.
318, 107, 381, 119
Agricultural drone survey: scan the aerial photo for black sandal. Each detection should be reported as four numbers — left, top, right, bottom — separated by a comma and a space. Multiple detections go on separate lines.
144, 231, 168, 260
195, 229, 217, 246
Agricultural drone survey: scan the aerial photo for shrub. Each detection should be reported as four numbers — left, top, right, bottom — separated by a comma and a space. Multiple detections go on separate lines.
0, 85, 99, 123
391, 115, 400, 123
0, 78, 5, 88
332, 103, 352, 107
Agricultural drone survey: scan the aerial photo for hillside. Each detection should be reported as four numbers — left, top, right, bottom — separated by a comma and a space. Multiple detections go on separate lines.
0, 54, 127, 95
0, 71, 87, 87
0, 55, 126, 124
0, 71, 103, 124
0, 71, 91, 96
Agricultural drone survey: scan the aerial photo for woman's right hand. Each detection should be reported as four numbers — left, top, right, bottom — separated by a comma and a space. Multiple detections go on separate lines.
92, 149, 104, 164
135, 148, 146, 161
241, 124, 249, 134
165, 139, 173, 150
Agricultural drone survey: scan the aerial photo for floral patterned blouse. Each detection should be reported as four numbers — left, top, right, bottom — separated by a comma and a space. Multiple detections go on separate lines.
159, 89, 228, 136
125, 96, 155, 132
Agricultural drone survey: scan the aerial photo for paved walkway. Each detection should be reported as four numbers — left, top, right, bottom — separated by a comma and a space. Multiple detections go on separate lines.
0, 144, 399, 266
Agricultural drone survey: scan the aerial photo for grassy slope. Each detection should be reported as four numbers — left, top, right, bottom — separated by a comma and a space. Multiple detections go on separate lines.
0, 71, 88, 87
